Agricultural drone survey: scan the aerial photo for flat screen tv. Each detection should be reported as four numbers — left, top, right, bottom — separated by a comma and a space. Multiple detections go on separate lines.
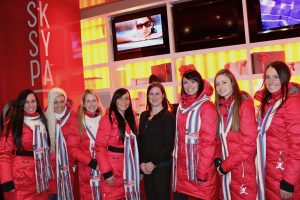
247, 0, 300, 42
111, 6, 170, 61
172, 0, 245, 52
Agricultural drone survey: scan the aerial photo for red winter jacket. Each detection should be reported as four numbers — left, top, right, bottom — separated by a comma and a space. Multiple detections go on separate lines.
173, 80, 218, 199
95, 111, 137, 200
68, 112, 102, 200
0, 113, 49, 199
215, 92, 257, 199
48, 109, 78, 196
254, 82, 300, 200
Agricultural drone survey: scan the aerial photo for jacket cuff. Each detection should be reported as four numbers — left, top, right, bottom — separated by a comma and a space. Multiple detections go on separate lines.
2, 181, 14, 192
219, 165, 228, 175
103, 171, 113, 180
280, 180, 294, 193
88, 159, 98, 170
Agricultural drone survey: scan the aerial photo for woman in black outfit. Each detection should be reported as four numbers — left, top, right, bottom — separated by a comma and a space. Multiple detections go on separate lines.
139, 82, 176, 200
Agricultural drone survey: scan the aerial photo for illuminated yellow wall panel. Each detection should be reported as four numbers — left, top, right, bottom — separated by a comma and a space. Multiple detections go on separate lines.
251, 42, 300, 63
175, 49, 247, 81
82, 42, 108, 66
81, 17, 106, 42
116, 59, 171, 87
84, 67, 110, 89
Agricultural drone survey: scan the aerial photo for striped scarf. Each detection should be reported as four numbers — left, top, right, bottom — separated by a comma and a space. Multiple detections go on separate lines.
84, 115, 101, 200
218, 100, 235, 200
56, 110, 74, 200
172, 95, 210, 190
256, 99, 282, 200
24, 115, 54, 193
123, 131, 140, 200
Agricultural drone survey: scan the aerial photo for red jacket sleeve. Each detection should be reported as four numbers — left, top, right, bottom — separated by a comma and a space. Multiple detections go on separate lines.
221, 98, 258, 172
95, 113, 113, 175
196, 102, 218, 181
67, 122, 91, 166
282, 96, 300, 185
0, 132, 14, 186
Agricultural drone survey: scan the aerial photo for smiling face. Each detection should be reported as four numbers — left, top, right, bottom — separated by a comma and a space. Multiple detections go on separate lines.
54, 94, 66, 114
136, 17, 153, 38
148, 87, 164, 108
265, 67, 281, 93
24, 93, 37, 114
183, 77, 199, 96
215, 74, 233, 99
116, 92, 130, 116
84, 93, 98, 114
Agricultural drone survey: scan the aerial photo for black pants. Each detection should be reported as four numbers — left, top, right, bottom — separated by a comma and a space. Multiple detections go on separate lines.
174, 192, 202, 200
144, 162, 171, 200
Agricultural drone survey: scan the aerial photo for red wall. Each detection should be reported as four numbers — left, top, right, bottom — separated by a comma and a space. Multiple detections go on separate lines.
0, 0, 84, 112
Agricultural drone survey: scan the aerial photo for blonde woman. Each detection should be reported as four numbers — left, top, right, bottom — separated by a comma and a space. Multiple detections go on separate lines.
68, 89, 105, 200
45, 87, 78, 200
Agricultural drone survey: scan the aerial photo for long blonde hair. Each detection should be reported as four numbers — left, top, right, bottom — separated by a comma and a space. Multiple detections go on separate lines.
77, 89, 105, 135
45, 87, 67, 152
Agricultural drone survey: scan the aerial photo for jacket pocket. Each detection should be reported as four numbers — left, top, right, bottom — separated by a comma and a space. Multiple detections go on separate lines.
13, 159, 35, 186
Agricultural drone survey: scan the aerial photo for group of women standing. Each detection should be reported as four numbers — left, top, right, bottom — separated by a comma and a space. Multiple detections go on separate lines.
0, 60, 300, 200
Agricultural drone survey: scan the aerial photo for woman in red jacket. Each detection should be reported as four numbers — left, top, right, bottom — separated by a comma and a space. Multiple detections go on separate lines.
172, 65, 218, 200
96, 88, 140, 200
255, 61, 300, 200
68, 89, 105, 200
0, 89, 53, 199
45, 87, 78, 200
214, 69, 257, 199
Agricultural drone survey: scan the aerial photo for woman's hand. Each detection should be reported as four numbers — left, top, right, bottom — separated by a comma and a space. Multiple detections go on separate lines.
105, 176, 115, 186
140, 162, 155, 174
280, 189, 293, 200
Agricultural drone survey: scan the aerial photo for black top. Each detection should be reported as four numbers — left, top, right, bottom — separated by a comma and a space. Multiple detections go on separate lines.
138, 109, 176, 166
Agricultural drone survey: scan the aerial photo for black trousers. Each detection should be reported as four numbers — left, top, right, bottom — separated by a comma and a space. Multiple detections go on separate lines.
143, 162, 171, 200
173, 192, 202, 200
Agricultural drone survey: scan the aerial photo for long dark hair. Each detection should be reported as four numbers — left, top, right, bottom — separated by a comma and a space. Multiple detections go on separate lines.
181, 70, 204, 98
260, 61, 291, 116
214, 69, 242, 132
5, 89, 48, 150
146, 82, 173, 112
109, 88, 137, 140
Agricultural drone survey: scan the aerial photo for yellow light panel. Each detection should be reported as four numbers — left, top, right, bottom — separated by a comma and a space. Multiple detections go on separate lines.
81, 17, 106, 42
175, 49, 247, 81
251, 42, 300, 63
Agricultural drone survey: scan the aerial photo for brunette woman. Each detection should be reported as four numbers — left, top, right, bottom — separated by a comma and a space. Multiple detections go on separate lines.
139, 82, 175, 200
214, 69, 257, 199
172, 65, 218, 200
96, 88, 140, 200
0, 89, 53, 199
255, 61, 300, 200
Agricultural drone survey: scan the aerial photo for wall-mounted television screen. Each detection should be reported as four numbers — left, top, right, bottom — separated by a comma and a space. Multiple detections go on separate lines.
172, 0, 245, 52
247, 0, 300, 42
111, 6, 170, 61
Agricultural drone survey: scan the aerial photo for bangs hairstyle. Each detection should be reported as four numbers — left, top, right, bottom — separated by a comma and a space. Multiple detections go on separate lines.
146, 82, 173, 112
261, 61, 291, 116
214, 69, 242, 132
77, 89, 105, 135
181, 70, 204, 98
109, 88, 137, 140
